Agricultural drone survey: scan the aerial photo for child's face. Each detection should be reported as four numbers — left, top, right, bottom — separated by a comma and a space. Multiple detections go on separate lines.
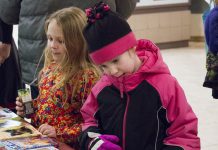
47, 19, 66, 64
99, 48, 141, 78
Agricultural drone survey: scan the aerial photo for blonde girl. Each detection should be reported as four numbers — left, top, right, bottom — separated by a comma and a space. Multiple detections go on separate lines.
16, 7, 99, 149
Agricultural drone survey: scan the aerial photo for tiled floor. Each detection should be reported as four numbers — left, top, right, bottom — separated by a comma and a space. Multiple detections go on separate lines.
161, 44, 218, 150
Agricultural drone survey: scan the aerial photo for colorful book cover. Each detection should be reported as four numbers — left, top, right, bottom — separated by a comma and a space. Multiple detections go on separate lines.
1, 136, 58, 150
0, 120, 41, 140
0, 108, 18, 120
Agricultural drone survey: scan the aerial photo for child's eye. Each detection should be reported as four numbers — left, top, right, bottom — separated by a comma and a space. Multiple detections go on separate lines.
58, 40, 64, 44
100, 65, 107, 69
47, 37, 53, 41
99, 65, 107, 71
112, 59, 118, 63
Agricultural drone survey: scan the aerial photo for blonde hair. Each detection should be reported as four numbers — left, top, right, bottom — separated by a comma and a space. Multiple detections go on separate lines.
42, 7, 99, 97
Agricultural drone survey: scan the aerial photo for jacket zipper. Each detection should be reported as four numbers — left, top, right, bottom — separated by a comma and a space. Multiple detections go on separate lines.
122, 94, 130, 150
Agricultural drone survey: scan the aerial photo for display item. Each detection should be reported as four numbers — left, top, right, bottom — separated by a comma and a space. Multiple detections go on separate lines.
17, 88, 34, 116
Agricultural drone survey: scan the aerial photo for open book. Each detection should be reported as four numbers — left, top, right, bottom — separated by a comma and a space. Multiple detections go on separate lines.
0, 108, 18, 120
0, 136, 58, 149
0, 119, 41, 140
0, 108, 41, 140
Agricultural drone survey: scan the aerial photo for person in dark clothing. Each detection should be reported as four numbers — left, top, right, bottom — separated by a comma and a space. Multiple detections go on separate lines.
80, 2, 200, 150
0, 20, 12, 65
0, 19, 22, 111
203, 2, 218, 99
0, 0, 136, 99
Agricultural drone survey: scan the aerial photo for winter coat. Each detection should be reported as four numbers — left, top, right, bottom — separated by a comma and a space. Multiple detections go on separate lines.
0, 0, 136, 85
80, 40, 200, 150
203, 6, 218, 98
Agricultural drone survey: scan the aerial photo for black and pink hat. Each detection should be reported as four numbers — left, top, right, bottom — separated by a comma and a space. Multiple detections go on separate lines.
83, 2, 137, 65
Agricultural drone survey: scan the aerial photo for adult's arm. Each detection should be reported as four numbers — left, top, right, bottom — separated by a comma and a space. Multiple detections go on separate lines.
0, 19, 13, 43
0, 19, 13, 64
0, 0, 17, 63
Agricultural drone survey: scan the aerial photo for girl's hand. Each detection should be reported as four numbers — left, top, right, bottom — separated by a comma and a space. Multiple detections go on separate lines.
38, 123, 57, 138
15, 97, 25, 117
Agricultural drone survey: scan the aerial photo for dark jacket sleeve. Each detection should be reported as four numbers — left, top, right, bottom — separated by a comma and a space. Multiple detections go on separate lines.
115, 0, 136, 19
0, 0, 21, 24
0, 20, 2, 41
79, 126, 102, 150
162, 145, 184, 150
0, 19, 13, 44
0, 18, 22, 109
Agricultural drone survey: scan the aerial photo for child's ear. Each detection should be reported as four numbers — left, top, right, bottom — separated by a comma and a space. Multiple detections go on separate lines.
130, 46, 136, 52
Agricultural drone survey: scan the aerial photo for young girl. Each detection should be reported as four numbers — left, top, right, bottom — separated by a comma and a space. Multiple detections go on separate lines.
80, 2, 200, 150
15, 7, 99, 148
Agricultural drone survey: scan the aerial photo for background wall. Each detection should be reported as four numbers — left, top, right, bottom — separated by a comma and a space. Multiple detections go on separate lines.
137, 0, 189, 6
128, 9, 190, 43
128, 0, 209, 48
189, 0, 209, 41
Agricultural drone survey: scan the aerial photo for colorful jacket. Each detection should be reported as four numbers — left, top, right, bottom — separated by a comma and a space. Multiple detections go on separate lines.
30, 63, 99, 147
80, 40, 200, 150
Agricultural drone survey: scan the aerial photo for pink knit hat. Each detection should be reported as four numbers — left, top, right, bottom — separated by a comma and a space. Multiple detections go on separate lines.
83, 2, 137, 65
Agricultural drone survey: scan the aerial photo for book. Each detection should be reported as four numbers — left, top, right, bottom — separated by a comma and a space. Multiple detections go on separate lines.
0, 142, 59, 150
0, 108, 18, 120
0, 120, 41, 140
31, 146, 59, 150
0, 136, 58, 150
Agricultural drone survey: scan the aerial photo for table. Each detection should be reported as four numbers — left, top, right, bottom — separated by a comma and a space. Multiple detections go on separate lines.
58, 141, 75, 150
0, 107, 75, 150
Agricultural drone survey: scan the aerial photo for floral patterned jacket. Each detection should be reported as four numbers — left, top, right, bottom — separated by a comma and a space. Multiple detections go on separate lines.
30, 63, 99, 147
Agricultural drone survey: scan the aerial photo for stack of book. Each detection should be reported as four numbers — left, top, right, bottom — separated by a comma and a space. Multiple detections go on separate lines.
0, 136, 58, 150
0, 108, 58, 150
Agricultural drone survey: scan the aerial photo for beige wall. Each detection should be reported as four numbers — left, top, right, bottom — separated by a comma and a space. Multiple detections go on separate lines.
127, 10, 191, 44
190, 14, 205, 37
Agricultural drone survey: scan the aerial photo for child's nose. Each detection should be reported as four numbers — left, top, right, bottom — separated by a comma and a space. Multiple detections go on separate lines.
51, 41, 58, 48
109, 66, 118, 76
